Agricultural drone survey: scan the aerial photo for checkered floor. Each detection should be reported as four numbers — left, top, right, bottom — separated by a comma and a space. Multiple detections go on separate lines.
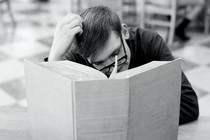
0, 0, 210, 117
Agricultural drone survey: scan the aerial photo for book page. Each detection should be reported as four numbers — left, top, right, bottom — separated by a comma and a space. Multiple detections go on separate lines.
128, 58, 181, 140
24, 60, 75, 140
111, 59, 180, 79
38, 60, 107, 80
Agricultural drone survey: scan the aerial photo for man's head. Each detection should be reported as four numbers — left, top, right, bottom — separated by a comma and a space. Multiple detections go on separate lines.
75, 6, 130, 76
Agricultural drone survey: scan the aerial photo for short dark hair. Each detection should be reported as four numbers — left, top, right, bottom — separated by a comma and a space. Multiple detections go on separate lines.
75, 6, 122, 59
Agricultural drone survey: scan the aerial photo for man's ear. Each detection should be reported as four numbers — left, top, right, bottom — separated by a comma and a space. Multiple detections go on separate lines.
121, 23, 129, 39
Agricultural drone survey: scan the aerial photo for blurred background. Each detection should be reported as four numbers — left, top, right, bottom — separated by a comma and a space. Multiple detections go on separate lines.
0, 0, 210, 116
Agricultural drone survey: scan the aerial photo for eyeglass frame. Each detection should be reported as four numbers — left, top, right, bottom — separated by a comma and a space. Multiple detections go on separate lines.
97, 35, 128, 73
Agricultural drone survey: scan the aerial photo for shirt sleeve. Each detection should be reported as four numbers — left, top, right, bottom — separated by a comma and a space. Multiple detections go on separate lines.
148, 33, 199, 125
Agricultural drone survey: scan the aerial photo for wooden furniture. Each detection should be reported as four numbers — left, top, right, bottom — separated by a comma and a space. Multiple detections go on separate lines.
0, 0, 16, 28
0, 106, 210, 140
73, 0, 123, 19
122, 0, 138, 26
204, 0, 210, 34
178, 116, 210, 140
71, 0, 139, 27
139, 0, 177, 45
0, 107, 30, 140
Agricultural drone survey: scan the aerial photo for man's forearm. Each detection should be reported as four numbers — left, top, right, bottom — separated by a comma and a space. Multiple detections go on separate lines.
179, 72, 199, 125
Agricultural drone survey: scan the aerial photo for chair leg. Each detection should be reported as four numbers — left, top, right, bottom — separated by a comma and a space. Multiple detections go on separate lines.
204, 14, 209, 34
167, 16, 176, 46
168, 26, 174, 46
6, 0, 16, 28
139, 0, 145, 28
0, 3, 6, 36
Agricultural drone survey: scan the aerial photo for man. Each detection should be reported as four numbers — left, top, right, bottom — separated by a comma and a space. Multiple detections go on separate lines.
48, 6, 199, 124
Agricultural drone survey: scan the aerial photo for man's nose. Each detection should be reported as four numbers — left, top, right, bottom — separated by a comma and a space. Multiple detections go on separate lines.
105, 57, 115, 66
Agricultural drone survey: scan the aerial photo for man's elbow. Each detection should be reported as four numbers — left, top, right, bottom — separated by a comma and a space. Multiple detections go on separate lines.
190, 105, 199, 122
179, 103, 199, 125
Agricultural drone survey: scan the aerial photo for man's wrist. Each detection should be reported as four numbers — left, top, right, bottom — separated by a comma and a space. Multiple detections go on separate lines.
48, 53, 63, 61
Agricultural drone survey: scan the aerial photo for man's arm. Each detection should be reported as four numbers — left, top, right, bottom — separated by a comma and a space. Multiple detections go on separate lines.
148, 32, 199, 124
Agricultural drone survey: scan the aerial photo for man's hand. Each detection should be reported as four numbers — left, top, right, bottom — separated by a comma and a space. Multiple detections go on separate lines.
48, 14, 83, 61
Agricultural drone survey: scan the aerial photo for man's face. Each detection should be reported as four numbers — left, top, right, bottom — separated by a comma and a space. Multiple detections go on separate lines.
87, 31, 131, 76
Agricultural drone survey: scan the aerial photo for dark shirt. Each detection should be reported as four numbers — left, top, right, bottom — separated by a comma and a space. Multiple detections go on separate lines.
126, 28, 199, 125
48, 27, 199, 125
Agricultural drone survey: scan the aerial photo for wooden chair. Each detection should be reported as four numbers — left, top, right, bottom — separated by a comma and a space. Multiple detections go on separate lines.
0, 0, 16, 28
123, 0, 138, 26
139, 0, 177, 45
75, 0, 123, 19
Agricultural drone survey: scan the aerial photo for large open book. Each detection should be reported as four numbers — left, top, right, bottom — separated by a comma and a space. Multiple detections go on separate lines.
24, 59, 181, 140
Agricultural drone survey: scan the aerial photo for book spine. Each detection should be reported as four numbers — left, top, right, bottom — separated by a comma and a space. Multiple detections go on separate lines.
72, 82, 77, 140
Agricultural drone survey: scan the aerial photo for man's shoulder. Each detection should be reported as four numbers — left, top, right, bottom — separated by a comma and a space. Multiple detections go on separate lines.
128, 27, 161, 44
128, 27, 162, 47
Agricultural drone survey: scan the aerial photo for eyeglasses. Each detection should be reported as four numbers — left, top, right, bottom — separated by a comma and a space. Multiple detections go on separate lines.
98, 36, 127, 73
